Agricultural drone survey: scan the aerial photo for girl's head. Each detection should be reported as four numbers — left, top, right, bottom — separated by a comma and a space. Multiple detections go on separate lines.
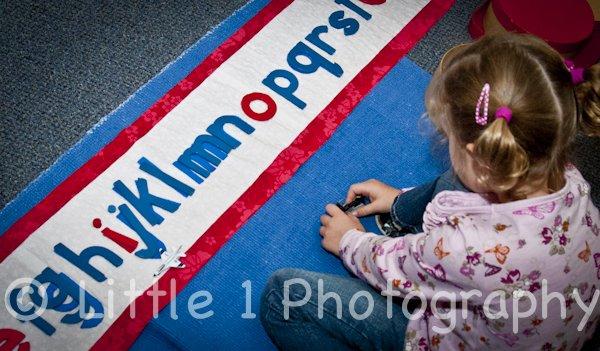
426, 33, 600, 201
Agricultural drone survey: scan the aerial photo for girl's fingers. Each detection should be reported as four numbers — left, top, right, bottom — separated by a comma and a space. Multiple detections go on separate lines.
319, 226, 326, 237
325, 203, 344, 216
346, 186, 358, 203
320, 214, 330, 225
353, 202, 377, 217
346, 183, 367, 203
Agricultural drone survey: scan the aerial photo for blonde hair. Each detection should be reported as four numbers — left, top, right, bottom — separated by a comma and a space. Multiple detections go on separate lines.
426, 33, 600, 200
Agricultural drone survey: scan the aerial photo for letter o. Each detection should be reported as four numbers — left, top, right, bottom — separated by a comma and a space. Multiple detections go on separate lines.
241, 92, 277, 121
359, 0, 386, 4
349, 290, 374, 320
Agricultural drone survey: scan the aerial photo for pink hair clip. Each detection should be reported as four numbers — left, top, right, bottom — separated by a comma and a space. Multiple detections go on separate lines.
475, 83, 512, 125
475, 83, 490, 125
565, 59, 584, 85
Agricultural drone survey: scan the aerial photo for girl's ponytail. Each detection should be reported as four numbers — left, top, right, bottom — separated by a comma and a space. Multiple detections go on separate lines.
473, 113, 530, 198
575, 63, 600, 136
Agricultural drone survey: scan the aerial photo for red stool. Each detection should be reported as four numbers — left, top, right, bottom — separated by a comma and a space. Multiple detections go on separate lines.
469, 0, 600, 67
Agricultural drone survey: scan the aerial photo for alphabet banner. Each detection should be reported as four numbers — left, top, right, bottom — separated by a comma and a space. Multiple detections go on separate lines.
0, 0, 453, 349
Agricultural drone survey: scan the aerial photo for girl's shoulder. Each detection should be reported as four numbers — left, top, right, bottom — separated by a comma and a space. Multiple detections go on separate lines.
425, 165, 598, 229
422, 167, 599, 286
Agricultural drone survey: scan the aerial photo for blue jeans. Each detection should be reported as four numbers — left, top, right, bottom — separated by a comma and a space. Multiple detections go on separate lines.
260, 170, 468, 350
390, 169, 469, 233
260, 268, 409, 351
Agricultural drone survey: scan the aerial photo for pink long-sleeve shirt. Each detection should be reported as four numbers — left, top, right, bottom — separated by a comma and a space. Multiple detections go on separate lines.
340, 167, 600, 351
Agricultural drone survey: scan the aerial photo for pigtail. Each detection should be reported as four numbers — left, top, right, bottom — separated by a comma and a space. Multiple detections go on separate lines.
473, 117, 530, 198
575, 64, 600, 136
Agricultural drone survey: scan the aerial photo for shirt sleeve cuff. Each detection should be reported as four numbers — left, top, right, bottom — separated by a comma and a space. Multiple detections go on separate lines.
340, 228, 364, 252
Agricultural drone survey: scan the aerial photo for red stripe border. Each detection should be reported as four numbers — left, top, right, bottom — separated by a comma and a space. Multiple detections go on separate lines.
0, 0, 454, 349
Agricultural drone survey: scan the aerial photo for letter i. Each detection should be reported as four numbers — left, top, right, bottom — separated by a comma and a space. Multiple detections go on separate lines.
93, 213, 138, 253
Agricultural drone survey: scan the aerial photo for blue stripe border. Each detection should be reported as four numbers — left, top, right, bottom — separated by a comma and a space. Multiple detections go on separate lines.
0, 0, 269, 235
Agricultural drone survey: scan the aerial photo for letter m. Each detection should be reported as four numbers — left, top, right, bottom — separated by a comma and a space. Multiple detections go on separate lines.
173, 115, 254, 184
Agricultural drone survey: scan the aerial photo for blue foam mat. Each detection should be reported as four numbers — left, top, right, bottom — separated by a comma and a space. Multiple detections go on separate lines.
131, 58, 447, 350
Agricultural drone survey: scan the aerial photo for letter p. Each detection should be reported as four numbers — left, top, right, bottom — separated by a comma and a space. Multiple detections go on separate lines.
283, 278, 312, 320
512, 290, 537, 333
262, 69, 306, 110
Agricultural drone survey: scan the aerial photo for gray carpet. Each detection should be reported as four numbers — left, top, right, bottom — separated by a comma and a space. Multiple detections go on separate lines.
0, 0, 248, 207
2, 0, 597, 209
0, 0, 598, 348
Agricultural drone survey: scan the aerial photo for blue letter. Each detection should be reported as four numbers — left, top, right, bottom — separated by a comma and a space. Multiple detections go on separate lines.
115, 204, 166, 259
173, 134, 231, 184
113, 178, 181, 226
206, 115, 255, 149
287, 42, 343, 78
54, 244, 123, 282
8, 288, 56, 336
29, 268, 104, 329
262, 69, 307, 110
138, 157, 195, 197
335, 0, 371, 20
305, 25, 336, 54
329, 10, 359, 36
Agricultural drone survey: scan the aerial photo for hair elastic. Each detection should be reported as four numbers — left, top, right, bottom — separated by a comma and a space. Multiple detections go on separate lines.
495, 106, 512, 124
564, 59, 584, 85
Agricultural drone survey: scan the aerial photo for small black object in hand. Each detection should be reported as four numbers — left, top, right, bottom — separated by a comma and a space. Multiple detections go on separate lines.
336, 196, 368, 213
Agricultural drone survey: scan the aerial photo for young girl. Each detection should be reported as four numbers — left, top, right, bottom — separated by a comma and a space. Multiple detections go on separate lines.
260, 33, 600, 350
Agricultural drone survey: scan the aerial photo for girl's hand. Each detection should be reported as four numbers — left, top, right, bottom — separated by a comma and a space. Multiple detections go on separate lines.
346, 179, 402, 217
320, 204, 365, 256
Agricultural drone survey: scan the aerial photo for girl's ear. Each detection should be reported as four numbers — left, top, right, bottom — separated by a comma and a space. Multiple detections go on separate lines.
466, 143, 475, 153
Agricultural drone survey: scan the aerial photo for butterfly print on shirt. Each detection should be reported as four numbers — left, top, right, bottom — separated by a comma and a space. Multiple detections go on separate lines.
513, 201, 556, 220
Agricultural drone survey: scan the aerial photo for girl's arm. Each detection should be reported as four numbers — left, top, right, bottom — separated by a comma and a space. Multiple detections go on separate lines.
339, 218, 483, 300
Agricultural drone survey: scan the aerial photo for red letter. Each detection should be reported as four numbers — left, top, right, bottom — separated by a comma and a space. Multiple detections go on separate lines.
359, 0, 385, 4
241, 92, 277, 121
0, 329, 30, 351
